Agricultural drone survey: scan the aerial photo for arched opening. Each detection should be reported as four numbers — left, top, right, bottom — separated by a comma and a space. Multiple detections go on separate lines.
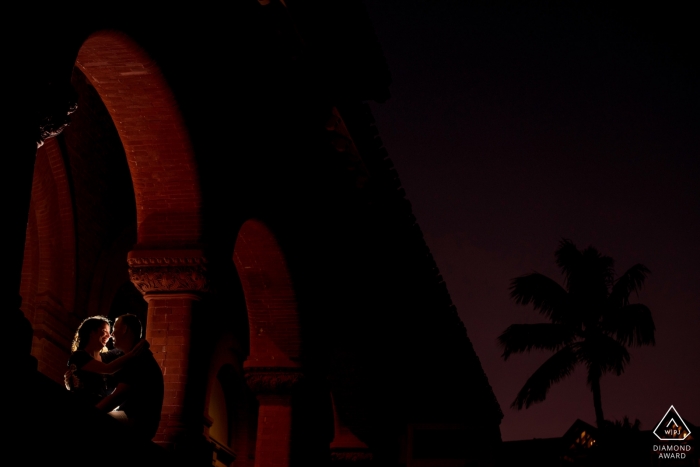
233, 219, 301, 367
69, 31, 206, 448
204, 356, 258, 467
21, 32, 203, 449
208, 371, 230, 446
20, 138, 77, 383
233, 219, 303, 466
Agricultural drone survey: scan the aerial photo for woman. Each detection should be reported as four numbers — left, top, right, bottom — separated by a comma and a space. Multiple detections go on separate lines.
67, 315, 146, 405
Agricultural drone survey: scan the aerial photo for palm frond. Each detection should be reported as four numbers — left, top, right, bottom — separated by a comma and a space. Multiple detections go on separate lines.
512, 345, 578, 409
609, 264, 650, 307
602, 303, 655, 347
611, 416, 641, 431
506, 241, 655, 416
499, 323, 576, 360
509, 273, 570, 322
579, 334, 630, 379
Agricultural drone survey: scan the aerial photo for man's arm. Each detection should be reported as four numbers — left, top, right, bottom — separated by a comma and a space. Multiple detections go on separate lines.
81, 340, 149, 375
96, 382, 132, 412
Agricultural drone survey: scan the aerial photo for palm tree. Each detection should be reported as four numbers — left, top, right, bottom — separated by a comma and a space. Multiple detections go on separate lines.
499, 239, 655, 427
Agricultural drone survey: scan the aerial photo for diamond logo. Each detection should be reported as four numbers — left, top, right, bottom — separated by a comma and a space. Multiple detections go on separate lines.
653, 405, 691, 441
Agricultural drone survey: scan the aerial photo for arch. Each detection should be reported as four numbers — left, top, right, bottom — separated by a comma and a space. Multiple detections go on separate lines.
20, 138, 78, 382
29, 139, 76, 311
233, 219, 301, 366
204, 333, 258, 467
75, 31, 202, 248
209, 369, 230, 445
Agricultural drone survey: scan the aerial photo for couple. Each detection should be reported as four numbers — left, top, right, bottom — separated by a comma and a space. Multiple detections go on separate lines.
66, 314, 164, 440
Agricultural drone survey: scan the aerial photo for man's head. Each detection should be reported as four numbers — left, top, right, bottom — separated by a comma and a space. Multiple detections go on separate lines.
112, 314, 143, 351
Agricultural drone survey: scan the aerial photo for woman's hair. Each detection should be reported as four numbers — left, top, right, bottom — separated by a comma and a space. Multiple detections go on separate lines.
71, 316, 111, 353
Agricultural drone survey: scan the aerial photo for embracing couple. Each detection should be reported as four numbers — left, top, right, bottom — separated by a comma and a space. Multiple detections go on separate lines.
66, 314, 164, 440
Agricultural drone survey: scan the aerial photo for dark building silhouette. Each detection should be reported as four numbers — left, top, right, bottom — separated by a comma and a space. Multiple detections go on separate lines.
9, 2, 501, 465
499, 419, 698, 467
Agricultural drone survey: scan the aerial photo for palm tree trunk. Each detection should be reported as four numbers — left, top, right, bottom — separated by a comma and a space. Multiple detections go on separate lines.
591, 375, 605, 427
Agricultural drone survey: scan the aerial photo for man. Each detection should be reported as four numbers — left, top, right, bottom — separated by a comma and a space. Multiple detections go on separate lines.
95, 314, 164, 440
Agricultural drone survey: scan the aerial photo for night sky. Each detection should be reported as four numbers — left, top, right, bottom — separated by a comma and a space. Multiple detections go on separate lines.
365, 1, 699, 441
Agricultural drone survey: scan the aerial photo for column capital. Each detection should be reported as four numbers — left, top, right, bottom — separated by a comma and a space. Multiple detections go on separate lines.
127, 249, 209, 296
244, 366, 303, 395
330, 450, 374, 465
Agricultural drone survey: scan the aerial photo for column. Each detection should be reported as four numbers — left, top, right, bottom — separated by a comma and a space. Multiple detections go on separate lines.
128, 249, 209, 452
330, 394, 373, 465
245, 364, 303, 467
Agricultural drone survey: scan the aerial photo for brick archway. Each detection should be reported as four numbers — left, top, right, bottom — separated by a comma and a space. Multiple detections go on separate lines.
75, 31, 205, 450
23, 139, 76, 313
20, 139, 78, 382
233, 219, 302, 467
75, 31, 201, 248
233, 219, 301, 367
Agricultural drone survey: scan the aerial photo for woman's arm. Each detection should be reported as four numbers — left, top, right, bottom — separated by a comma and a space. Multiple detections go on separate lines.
79, 340, 149, 375
96, 382, 131, 412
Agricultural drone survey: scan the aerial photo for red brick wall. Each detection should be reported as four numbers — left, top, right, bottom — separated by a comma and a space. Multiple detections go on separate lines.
145, 295, 196, 447
255, 397, 293, 467
32, 140, 76, 309
233, 219, 301, 366
75, 31, 202, 249
20, 139, 79, 382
